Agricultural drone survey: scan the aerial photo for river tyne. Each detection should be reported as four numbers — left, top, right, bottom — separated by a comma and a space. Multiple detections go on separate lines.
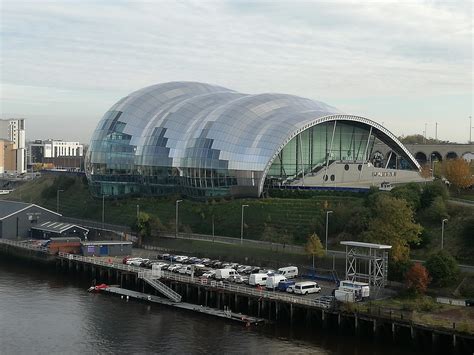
0, 259, 422, 354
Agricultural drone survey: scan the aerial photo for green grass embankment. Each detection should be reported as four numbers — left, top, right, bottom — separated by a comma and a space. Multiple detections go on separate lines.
6, 175, 362, 245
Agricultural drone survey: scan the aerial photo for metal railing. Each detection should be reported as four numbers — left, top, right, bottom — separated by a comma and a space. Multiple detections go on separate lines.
55, 252, 332, 309
139, 272, 182, 302
0, 239, 50, 253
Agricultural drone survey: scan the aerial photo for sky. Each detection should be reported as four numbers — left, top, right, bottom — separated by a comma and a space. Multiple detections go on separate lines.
0, 0, 472, 144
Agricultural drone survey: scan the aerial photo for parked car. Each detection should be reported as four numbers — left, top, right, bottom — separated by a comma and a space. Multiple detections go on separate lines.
202, 270, 216, 279
278, 280, 295, 292
293, 281, 321, 295
168, 264, 182, 272
229, 275, 248, 284
237, 265, 252, 274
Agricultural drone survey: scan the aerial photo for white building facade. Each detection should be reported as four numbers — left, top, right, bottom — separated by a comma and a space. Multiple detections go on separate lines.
0, 118, 26, 174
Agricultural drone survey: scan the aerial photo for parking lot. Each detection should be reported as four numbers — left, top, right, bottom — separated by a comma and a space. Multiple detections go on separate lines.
117, 249, 340, 303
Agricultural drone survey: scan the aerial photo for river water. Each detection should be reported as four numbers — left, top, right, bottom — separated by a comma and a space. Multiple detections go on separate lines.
0, 260, 419, 355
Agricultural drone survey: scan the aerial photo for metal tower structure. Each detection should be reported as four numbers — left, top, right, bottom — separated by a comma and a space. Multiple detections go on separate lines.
340, 241, 392, 293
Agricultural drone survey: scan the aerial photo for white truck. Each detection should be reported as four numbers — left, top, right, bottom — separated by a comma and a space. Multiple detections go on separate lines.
277, 266, 298, 279
265, 274, 287, 290
215, 268, 238, 280
335, 280, 370, 302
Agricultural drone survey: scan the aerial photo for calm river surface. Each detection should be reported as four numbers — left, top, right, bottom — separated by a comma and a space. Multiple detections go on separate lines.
0, 259, 420, 354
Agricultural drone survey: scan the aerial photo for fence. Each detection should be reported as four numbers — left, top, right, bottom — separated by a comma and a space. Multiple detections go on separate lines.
0, 239, 49, 253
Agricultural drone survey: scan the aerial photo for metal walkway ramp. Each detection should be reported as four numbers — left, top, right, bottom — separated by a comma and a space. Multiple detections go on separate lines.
139, 273, 182, 302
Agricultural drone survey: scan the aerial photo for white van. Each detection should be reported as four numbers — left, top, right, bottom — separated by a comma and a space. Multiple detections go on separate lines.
277, 266, 298, 279
293, 281, 321, 295
338, 280, 370, 298
249, 273, 268, 286
215, 268, 238, 280
266, 275, 287, 290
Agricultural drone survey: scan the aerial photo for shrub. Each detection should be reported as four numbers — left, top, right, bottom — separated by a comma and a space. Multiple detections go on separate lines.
405, 263, 431, 295
425, 250, 460, 287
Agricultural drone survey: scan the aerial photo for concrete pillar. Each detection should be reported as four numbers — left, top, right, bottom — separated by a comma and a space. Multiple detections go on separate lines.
338, 313, 341, 327
247, 297, 251, 313
275, 302, 279, 320
355, 315, 358, 333
258, 301, 261, 317
290, 304, 294, 324
410, 325, 415, 341
217, 293, 221, 309
453, 334, 456, 348
197, 287, 201, 304
205, 290, 208, 307
186, 284, 189, 300
392, 323, 396, 342
234, 294, 238, 312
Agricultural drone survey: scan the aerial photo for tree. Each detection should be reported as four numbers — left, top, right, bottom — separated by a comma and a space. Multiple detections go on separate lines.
405, 263, 431, 295
305, 233, 325, 268
425, 250, 460, 287
422, 196, 448, 223
361, 194, 422, 261
442, 158, 474, 192
391, 183, 422, 211
420, 181, 449, 209
132, 212, 152, 245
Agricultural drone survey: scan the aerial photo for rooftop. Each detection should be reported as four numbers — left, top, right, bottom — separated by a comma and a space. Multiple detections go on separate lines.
340, 241, 392, 249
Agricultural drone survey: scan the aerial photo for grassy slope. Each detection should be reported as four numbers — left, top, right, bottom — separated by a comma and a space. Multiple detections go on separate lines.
5, 175, 473, 263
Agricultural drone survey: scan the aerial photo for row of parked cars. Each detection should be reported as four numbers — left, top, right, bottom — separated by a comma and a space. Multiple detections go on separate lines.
122, 254, 322, 296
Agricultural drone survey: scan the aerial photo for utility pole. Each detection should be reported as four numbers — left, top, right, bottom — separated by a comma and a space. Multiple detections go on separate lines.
175, 200, 182, 238
470, 116, 472, 143
424, 123, 427, 144
441, 218, 448, 249
240, 204, 249, 245
435, 122, 438, 141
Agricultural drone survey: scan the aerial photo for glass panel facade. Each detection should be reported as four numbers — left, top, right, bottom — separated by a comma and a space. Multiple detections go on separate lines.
85, 82, 418, 198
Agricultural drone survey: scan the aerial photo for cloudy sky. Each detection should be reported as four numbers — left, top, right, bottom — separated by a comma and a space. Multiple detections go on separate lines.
1, 0, 472, 143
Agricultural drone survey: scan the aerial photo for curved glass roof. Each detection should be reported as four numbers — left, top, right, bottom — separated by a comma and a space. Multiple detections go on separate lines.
88, 81, 343, 173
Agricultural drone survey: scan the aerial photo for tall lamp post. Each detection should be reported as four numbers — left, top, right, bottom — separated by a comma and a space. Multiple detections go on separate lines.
240, 204, 249, 245
325, 210, 333, 254
175, 200, 182, 239
441, 218, 448, 249
56, 189, 64, 213
102, 194, 105, 230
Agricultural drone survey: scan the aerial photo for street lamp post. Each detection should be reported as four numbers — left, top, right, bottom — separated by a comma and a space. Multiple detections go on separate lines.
102, 194, 105, 230
56, 189, 64, 213
136, 204, 140, 219
325, 210, 333, 254
441, 218, 448, 249
240, 204, 249, 245
175, 200, 182, 239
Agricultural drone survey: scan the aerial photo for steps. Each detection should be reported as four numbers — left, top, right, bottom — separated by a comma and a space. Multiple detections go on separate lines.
140, 275, 182, 303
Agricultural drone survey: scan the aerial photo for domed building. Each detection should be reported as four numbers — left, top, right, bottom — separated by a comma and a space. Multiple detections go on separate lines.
85, 82, 422, 198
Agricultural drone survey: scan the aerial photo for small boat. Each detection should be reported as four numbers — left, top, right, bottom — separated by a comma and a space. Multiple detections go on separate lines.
87, 283, 109, 292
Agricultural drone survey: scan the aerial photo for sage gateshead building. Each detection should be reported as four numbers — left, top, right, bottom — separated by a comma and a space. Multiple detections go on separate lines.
85, 82, 423, 198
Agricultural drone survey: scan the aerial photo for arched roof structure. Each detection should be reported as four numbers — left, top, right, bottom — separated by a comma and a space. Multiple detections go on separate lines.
86, 81, 420, 197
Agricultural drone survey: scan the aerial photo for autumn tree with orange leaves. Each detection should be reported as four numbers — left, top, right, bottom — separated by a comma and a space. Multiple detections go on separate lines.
442, 158, 474, 192
405, 263, 431, 295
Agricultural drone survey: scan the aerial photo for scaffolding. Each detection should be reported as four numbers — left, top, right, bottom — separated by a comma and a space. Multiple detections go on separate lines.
341, 241, 391, 294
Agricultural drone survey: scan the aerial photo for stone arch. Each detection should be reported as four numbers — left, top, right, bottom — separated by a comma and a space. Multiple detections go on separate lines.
446, 152, 458, 160
415, 152, 427, 164
430, 151, 442, 162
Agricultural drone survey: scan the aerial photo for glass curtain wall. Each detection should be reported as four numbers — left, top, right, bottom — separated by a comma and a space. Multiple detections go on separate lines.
267, 121, 373, 181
